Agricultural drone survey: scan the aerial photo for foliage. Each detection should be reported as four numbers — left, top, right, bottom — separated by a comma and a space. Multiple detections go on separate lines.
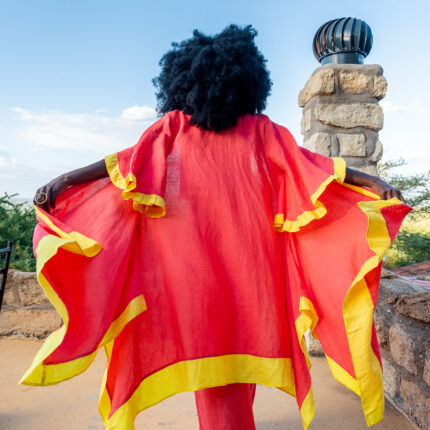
380, 159, 430, 268
379, 158, 430, 214
0, 192, 37, 272
384, 214, 430, 268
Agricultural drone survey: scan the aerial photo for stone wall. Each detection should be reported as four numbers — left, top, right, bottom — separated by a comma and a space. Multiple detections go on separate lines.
375, 271, 430, 429
305, 270, 430, 429
299, 63, 386, 176
0, 269, 62, 338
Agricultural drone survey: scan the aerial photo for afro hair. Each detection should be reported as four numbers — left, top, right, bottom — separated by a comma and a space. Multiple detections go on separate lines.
152, 24, 272, 132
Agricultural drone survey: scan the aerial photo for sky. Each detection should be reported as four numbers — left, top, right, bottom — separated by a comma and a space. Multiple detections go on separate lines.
1, 0, 429, 198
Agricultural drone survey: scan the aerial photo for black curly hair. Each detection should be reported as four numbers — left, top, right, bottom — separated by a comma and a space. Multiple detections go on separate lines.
152, 24, 272, 132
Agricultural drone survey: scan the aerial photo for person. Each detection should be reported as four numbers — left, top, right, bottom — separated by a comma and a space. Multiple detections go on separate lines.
24, 25, 410, 430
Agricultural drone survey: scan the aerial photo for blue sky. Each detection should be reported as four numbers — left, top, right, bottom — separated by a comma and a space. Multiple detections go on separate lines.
1, 0, 429, 198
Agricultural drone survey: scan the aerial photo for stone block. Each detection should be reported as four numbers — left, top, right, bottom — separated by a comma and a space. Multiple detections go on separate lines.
3, 286, 17, 305
3, 270, 20, 306
18, 278, 49, 306
373, 75, 388, 99
381, 357, 397, 398
301, 109, 311, 135
389, 325, 418, 375
337, 134, 366, 157
374, 312, 388, 349
298, 68, 335, 107
399, 379, 430, 429
424, 344, 430, 387
380, 268, 396, 279
305, 331, 325, 356
339, 71, 372, 94
6, 270, 50, 307
369, 139, 383, 163
314, 103, 384, 131
302, 132, 331, 156
0, 309, 62, 338
395, 292, 430, 323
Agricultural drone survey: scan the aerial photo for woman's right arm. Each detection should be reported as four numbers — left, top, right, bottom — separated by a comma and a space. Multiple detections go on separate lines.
34, 159, 109, 213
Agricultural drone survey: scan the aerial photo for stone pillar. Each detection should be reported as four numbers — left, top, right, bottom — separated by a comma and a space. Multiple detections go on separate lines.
298, 63, 386, 176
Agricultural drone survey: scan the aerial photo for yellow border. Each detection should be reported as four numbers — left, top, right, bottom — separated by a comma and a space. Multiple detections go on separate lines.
19, 207, 147, 386
279, 160, 405, 427
99, 354, 296, 430
105, 153, 166, 218
339, 198, 404, 426
274, 157, 346, 232
97, 294, 318, 430
297, 193, 403, 426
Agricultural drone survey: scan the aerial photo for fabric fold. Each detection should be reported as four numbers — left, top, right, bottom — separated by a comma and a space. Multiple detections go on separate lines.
20, 179, 148, 386
20, 110, 411, 430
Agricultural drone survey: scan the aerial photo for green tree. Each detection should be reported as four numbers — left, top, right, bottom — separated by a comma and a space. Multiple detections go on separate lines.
380, 159, 430, 267
0, 192, 37, 271
379, 158, 430, 214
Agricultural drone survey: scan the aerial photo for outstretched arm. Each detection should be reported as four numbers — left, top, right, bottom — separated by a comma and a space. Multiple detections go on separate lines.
34, 159, 108, 212
344, 167, 406, 203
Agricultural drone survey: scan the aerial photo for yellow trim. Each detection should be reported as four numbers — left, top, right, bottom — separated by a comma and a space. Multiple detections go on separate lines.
274, 157, 346, 232
99, 354, 296, 430
295, 297, 319, 370
280, 171, 403, 427
105, 153, 166, 218
338, 182, 380, 200
20, 207, 147, 386
35, 206, 101, 257
293, 297, 318, 428
299, 386, 315, 430
325, 356, 360, 396
338, 198, 403, 426
99, 340, 114, 425
332, 157, 346, 182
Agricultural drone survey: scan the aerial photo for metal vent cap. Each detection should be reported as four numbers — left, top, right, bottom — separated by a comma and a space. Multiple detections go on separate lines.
313, 17, 373, 64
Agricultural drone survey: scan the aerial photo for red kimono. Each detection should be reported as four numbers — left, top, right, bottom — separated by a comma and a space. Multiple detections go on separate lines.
20, 110, 411, 429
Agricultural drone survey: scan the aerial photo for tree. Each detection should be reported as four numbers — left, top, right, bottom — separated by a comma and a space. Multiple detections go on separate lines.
379, 159, 430, 267
0, 193, 37, 271
378, 158, 430, 214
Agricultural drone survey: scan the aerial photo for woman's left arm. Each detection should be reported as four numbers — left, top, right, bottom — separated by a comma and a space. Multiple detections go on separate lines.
344, 167, 406, 203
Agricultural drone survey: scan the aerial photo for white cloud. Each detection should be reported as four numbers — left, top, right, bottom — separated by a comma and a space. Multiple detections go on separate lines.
11, 105, 158, 152
0, 152, 17, 169
0, 105, 160, 197
380, 100, 424, 113
120, 105, 157, 121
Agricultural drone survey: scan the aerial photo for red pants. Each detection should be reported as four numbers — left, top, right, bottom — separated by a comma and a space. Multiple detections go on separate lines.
195, 383, 257, 429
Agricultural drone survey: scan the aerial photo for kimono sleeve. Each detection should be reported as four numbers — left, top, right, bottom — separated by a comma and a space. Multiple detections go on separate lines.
263, 117, 412, 426
104, 111, 178, 218
263, 118, 346, 232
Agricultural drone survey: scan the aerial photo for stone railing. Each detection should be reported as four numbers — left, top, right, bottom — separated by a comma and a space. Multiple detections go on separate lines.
0, 269, 61, 338
307, 270, 430, 429
375, 270, 430, 429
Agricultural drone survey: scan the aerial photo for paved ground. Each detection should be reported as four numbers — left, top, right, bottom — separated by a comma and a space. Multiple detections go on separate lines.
0, 339, 417, 430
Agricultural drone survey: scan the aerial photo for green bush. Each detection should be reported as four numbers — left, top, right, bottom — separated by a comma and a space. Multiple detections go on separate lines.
380, 159, 430, 268
384, 215, 430, 268
0, 193, 37, 272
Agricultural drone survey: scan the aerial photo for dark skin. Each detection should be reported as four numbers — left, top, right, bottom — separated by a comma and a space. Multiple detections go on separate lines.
34, 159, 406, 213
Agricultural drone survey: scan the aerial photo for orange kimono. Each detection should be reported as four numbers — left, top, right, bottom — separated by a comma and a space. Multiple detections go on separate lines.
20, 110, 411, 429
